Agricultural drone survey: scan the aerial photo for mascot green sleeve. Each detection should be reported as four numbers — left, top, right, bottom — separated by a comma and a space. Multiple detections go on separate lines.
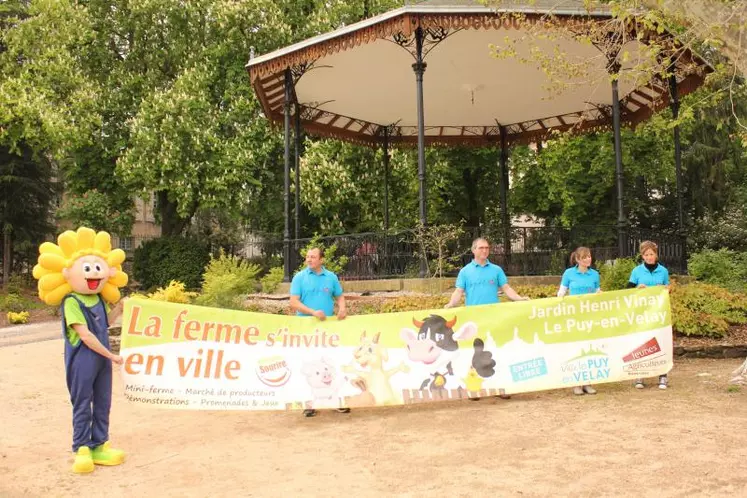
33, 227, 129, 474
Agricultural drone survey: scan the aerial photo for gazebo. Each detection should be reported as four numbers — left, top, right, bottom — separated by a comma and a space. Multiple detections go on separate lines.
246, 0, 710, 280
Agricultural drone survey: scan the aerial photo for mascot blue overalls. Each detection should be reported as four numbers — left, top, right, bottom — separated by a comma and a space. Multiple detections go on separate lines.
33, 227, 129, 474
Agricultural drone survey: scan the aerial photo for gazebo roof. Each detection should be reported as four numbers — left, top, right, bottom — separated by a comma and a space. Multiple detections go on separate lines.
246, 0, 710, 147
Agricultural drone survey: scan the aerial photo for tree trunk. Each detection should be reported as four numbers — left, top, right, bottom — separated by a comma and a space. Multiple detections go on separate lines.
157, 191, 193, 237
2, 228, 11, 290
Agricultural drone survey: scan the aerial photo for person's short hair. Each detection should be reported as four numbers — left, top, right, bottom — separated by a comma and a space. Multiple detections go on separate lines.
307, 246, 325, 258
639, 240, 658, 257
471, 237, 489, 251
569, 246, 591, 266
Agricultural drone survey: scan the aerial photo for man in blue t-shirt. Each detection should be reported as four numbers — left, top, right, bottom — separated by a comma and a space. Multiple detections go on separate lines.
290, 247, 347, 320
445, 237, 527, 400
290, 246, 348, 418
445, 238, 528, 308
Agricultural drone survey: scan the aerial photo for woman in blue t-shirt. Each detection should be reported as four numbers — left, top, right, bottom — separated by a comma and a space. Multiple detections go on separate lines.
628, 240, 670, 390
557, 247, 601, 396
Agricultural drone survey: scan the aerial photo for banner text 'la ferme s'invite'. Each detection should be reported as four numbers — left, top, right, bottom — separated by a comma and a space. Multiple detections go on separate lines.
120, 287, 672, 410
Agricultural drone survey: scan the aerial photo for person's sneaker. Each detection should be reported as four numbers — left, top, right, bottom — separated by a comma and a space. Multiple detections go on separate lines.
583, 385, 597, 395
303, 409, 317, 417
658, 376, 668, 390
91, 441, 125, 466
573, 386, 584, 396
634, 380, 645, 389
71, 446, 94, 474
496, 388, 511, 399
336, 407, 351, 413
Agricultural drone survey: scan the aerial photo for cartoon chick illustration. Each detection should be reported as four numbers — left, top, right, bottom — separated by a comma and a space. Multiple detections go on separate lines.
463, 367, 485, 397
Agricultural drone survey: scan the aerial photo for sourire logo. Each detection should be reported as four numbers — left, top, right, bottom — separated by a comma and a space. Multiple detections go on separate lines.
255, 356, 291, 387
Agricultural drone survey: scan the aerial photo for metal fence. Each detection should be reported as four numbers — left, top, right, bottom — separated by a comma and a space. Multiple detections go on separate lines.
97, 225, 686, 282
238, 225, 687, 280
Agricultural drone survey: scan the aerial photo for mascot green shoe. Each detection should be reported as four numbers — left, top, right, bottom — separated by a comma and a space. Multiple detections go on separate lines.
91, 442, 125, 466
72, 447, 94, 474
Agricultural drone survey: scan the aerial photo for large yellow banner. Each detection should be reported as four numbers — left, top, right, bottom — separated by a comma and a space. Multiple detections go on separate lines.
119, 287, 672, 410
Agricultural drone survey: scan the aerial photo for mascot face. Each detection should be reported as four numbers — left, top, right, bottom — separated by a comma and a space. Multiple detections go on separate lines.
32, 227, 129, 306
64, 255, 116, 295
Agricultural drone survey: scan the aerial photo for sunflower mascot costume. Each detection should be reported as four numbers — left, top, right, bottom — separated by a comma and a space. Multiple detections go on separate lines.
33, 227, 129, 474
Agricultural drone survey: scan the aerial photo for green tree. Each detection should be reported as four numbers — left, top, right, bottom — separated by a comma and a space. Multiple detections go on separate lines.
0, 0, 100, 156
0, 144, 57, 287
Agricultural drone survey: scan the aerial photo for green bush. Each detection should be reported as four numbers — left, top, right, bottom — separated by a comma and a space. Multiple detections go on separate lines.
670, 282, 747, 337
246, 254, 283, 276
598, 258, 637, 291
195, 251, 260, 309
512, 285, 559, 299
5, 274, 27, 294
260, 267, 284, 294
688, 249, 747, 293
133, 237, 210, 291
297, 235, 348, 275
0, 293, 28, 313
145, 280, 198, 303
546, 250, 567, 276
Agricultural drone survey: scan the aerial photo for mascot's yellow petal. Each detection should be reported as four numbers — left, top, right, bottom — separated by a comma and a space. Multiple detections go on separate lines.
39, 273, 68, 292
107, 249, 126, 267
109, 271, 128, 287
76, 227, 96, 251
94, 231, 112, 253
39, 253, 67, 272
42, 283, 73, 306
100, 284, 120, 304
39, 242, 65, 257
58, 231, 78, 257
33, 264, 52, 280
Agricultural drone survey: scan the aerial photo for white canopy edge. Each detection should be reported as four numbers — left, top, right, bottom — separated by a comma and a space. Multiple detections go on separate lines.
246, 2, 613, 69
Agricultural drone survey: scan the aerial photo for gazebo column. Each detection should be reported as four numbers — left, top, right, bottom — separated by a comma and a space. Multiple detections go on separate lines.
611, 76, 627, 258
499, 126, 511, 264
383, 128, 390, 231
282, 68, 293, 282
669, 73, 687, 272
669, 74, 685, 232
412, 26, 428, 277
294, 102, 302, 269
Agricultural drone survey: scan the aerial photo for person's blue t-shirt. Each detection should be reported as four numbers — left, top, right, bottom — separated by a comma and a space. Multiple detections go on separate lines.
290, 267, 342, 316
560, 266, 600, 296
629, 263, 669, 287
455, 260, 508, 306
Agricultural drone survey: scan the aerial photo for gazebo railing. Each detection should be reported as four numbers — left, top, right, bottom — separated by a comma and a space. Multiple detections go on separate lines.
245, 225, 687, 280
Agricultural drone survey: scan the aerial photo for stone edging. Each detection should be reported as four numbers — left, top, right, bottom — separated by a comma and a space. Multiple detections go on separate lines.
674, 345, 747, 359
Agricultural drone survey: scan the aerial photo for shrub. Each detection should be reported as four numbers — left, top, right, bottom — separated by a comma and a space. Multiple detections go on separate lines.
381, 295, 447, 313
133, 237, 210, 290
512, 285, 559, 299
5, 274, 27, 294
146, 281, 198, 304
195, 251, 260, 309
670, 282, 747, 337
245, 254, 283, 276
0, 293, 27, 313
546, 250, 567, 276
297, 235, 349, 275
688, 249, 747, 293
598, 258, 638, 291
7, 311, 30, 324
690, 206, 747, 252
260, 267, 284, 294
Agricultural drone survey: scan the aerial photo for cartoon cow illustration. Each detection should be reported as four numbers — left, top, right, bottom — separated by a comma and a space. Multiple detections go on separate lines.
400, 315, 495, 391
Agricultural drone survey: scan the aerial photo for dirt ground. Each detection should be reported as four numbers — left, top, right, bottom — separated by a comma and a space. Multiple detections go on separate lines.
1, 339, 746, 498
